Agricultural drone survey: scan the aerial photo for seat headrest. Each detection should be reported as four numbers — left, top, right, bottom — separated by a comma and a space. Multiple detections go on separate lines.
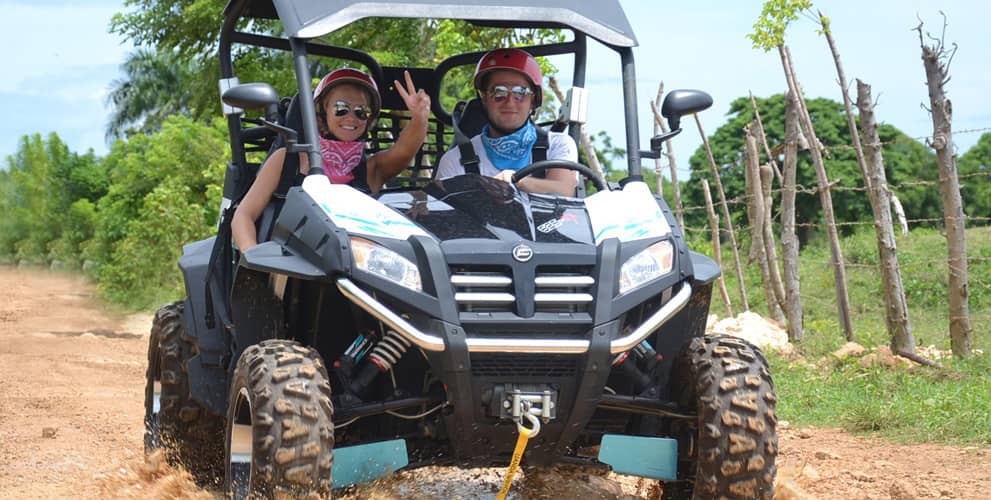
452, 98, 487, 146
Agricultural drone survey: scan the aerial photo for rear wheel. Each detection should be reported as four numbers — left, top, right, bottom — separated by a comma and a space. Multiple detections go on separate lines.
669, 335, 778, 499
143, 301, 225, 484
225, 339, 335, 499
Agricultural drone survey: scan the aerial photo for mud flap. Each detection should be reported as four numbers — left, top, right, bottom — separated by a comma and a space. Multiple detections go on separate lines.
598, 434, 677, 480
332, 439, 409, 487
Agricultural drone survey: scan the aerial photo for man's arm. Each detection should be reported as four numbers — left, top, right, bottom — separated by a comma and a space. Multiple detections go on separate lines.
434, 147, 465, 179
499, 131, 579, 196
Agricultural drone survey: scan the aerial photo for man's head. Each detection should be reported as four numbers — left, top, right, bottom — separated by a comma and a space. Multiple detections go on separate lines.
314, 68, 380, 140
473, 49, 542, 135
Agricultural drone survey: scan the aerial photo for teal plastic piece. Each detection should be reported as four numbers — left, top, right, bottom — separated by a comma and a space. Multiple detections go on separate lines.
332, 439, 409, 487
597, 434, 678, 480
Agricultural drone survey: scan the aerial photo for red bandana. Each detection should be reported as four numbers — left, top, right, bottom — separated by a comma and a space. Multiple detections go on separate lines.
319, 137, 365, 184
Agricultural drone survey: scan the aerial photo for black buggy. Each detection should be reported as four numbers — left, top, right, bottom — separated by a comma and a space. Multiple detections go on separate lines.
143, 0, 778, 498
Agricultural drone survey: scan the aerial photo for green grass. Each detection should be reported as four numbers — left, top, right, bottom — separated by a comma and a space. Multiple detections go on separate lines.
701, 225, 991, 446
770, 351, 991, 445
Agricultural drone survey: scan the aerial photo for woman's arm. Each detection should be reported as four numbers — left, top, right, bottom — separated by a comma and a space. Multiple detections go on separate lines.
231, 147, 288, 251
365, 71, 431, 191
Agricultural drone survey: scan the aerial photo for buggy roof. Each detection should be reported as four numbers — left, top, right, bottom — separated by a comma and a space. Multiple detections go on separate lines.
231, 0, 637, 47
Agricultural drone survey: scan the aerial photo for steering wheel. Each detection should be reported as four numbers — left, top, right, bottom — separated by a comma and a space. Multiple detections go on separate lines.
511, 160, 608, 192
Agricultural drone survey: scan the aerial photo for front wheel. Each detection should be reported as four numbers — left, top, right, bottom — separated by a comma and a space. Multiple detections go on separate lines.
225, 339, 335, 499
670, 335, 778, 499
144, 301, 225, 484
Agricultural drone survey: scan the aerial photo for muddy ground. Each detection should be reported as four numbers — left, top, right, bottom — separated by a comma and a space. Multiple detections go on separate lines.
0, 267, 988, 499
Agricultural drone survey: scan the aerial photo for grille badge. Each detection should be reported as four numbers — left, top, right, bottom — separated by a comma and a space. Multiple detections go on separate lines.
512, 244, 533, 262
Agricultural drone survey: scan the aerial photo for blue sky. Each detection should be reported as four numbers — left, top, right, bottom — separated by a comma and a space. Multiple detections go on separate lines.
3, 0, 990, 179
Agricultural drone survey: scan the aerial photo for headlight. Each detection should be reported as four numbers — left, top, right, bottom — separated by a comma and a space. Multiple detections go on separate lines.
619, 240, 674, 294
350, 236, 422, 292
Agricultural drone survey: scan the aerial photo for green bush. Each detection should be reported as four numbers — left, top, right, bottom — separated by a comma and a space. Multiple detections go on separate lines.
91, 115, 227, 307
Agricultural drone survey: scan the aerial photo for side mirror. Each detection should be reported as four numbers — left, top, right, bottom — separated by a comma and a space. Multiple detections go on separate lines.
222, 83, 280, 119
660, 89, 713, 131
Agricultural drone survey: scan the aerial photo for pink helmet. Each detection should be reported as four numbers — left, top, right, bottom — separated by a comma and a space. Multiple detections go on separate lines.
313, 68, 381, 118
473, 48, 543, 107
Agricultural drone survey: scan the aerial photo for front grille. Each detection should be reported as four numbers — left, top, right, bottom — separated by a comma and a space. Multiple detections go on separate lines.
471, 353, 578, 378
533, 268, 595, 313
450, 265, 595, 314
450, 266, 514, 313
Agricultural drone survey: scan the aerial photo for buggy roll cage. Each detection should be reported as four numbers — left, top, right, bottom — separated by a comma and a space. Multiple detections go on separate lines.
217, 0, 656, 194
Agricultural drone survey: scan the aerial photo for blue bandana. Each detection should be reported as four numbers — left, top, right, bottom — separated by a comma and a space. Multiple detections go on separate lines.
480, 121, 537, 172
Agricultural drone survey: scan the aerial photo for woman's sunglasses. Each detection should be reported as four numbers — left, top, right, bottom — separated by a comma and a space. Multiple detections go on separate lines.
485, 85, 535, 103
332, 100, 372, 121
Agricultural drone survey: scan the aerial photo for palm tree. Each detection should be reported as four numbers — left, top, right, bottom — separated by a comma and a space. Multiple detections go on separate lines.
105, 48, 194, 141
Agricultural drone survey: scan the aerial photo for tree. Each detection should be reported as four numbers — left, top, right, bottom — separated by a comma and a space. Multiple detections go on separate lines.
106, 48, 196, 140
111, 1, 565, 121
958, 132, 991, 221
91, 115, 229, 306
0, 133, 103, 264
683, 94, 940, 242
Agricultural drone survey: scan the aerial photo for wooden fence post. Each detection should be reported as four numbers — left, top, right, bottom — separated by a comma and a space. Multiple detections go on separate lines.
650, 82, 686, 229
778, 44, 855, 340
745, 125, 785, 323
702, 179, 734, 318
696, 114, 750, 311
856, 79, 915, 353
781, 91, 804, 341
917, 21, 972, 357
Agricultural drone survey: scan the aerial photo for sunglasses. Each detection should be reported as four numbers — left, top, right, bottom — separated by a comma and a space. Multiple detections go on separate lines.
332, 100, 372, 121
485, 85, 535, 103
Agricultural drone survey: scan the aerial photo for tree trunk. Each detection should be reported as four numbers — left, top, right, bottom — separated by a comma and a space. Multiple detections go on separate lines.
650, 82, 685, 229
856, 79, 915, 354
917, 26, 972, 357
696, 113, 750, 311
778, 44, 855, 340
702, 178, 734, 318
745, 128, 785, 323
781, 91, 804, 341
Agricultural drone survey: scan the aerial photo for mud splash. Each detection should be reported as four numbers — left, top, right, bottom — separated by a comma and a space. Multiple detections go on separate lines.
94, 451, 215, 499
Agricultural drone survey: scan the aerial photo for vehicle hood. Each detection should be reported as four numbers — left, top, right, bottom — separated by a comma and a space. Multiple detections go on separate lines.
379, 175, 595, 245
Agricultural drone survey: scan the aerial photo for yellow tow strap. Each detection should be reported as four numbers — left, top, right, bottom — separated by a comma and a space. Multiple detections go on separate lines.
496, 425, 531, 500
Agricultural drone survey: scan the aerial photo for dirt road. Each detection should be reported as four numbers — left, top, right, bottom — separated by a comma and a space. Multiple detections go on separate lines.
1, 267, 988, 499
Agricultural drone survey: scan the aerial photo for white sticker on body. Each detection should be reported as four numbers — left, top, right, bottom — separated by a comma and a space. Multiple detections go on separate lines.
584, 181, 671, 245
302, 175, 429, 240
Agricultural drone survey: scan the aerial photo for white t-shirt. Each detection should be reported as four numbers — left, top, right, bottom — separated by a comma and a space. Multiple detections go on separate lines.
435, 131, 579, 179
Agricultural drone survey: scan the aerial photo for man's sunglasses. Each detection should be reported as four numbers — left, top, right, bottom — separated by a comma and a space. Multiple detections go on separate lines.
485, 85, 535, 103
332, 100, 372, 121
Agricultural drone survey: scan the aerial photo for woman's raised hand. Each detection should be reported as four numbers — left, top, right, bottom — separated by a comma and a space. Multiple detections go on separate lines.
395, 70, 431, 123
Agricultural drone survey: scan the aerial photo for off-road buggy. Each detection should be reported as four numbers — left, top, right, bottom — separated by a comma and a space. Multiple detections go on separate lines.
144, 0, 778, 498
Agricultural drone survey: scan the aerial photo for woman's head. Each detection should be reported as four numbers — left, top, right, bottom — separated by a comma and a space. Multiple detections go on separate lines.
313, 68, 380, 141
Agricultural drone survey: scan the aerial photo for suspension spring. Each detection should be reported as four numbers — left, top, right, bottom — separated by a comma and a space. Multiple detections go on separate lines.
369, 330, 412, 371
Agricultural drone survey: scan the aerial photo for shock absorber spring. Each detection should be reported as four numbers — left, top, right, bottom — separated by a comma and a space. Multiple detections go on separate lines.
369, 330, 412, 371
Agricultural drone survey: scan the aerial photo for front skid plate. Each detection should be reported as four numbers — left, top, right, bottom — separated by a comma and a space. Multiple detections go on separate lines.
598, 434, 677, 480
332, 439, 409, 487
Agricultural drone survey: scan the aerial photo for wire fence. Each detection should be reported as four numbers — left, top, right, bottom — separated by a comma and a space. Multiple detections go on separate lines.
681, 125, 991, 343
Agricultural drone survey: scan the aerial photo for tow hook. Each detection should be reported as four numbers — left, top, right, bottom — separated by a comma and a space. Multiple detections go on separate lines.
496, 395, 542, 500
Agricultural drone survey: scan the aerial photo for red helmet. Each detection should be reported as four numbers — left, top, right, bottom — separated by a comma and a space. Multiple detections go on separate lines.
313, 68, 381, 118
473, 48, 542, 107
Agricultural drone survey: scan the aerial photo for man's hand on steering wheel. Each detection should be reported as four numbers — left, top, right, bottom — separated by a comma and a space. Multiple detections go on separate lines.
510, 160, 608, 192
494, 170, 516, 184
